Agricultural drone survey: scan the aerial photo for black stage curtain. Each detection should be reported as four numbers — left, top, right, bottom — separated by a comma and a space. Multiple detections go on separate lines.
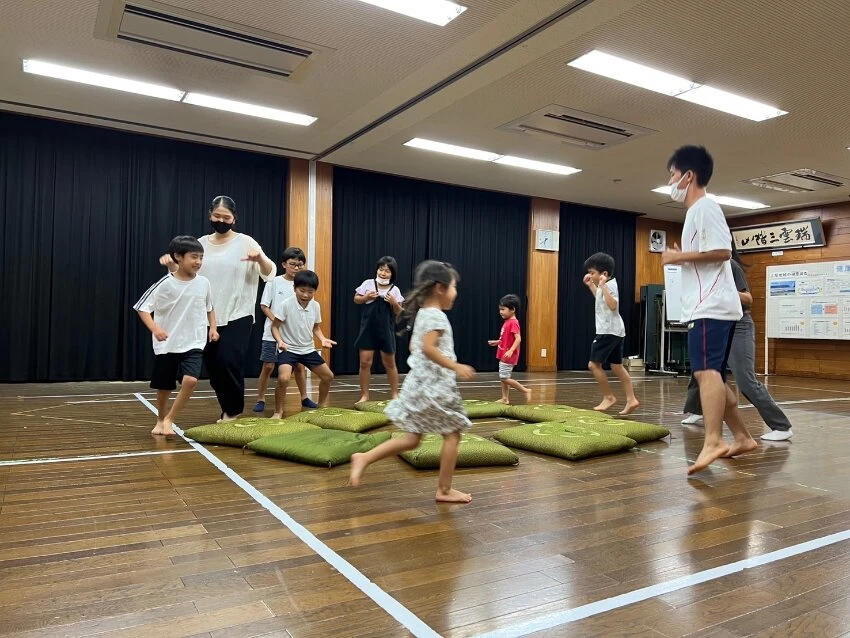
0, 113, 286, 382
557, 204, 638, 370
332, 168, 529, 375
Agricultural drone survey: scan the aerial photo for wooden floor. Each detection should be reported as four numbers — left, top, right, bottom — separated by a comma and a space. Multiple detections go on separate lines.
2, 372, 850, 637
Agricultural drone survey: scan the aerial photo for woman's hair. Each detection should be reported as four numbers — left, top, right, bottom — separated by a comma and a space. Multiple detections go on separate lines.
376, 255, 398, 284
397, 260, 458, 334
210, 195, 237, 217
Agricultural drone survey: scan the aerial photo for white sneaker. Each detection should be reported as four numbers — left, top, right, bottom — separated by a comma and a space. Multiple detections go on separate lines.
761, 429, 793, 441
682, 414, 704, 425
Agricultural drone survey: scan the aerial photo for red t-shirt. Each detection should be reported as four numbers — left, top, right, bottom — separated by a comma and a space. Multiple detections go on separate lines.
497, 317, 521, 365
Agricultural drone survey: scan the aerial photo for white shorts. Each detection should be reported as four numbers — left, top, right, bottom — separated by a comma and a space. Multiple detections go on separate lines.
498, 362, 514, 380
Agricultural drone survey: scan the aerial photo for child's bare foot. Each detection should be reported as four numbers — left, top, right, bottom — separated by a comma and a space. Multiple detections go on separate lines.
220, 413, 239, 422
496, 398, 509, 404
687, 442, 731, 475
593, 396, 617, 411
356, 395, 368, 404
349, 453, 368, 487
271, 412, 283, 419
722, 438, 759, 458
618, 399, 640, 416
522, 388, 533, 403
436, 488, 472, 503
160, 417, 176, 436
151, 421, 165, 435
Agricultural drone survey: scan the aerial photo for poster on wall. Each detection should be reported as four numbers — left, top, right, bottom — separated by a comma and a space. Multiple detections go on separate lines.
765, 260, 850, 340
649, 229, 666, 253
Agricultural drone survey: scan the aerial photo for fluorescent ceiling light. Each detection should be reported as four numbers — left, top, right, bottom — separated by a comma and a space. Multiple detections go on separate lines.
355, 0, 467, 26
404, 138, 500, 161
494, 155, 581, 175
568, 50, 699, 97
675, 85, 787, 122
568, 50, 787, 121
22, 59, 184, 101
405, 138, 581, 176
182, 93, 316, 126
652, 186, 768, 210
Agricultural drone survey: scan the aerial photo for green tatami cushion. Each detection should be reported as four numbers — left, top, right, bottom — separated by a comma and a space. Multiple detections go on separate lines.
583, 419, 671, 444
183, 418, 319, 447
302, 407, 389, 432
394, 432, 519, 469
493, 421, 636, 461
505, 404, 599, 423
463, 399, 508, 419
353, 400, 392, 414
246, 429, 392, 467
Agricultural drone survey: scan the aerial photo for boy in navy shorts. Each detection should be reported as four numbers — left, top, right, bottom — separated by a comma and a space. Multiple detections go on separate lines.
270, 270, 336, 418
662, 146, 758, 474
135, 236, 218, 435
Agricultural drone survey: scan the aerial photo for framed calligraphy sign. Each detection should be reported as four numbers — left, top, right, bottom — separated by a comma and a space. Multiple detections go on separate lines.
732, 218, 825, 253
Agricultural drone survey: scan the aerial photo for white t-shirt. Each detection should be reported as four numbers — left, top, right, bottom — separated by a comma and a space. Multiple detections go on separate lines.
199, 233, 276, 326
260, 276, 295, 341
134, 274, 213, 355
274, 295, 322, 355
681, 197, 743, 322
354, 279, 405, 305
595, 279, 626, 337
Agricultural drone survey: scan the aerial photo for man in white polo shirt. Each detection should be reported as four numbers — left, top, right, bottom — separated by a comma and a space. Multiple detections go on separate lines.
662, 145, 758, 475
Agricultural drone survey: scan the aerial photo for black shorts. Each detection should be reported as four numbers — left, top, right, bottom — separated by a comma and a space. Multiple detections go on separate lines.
150, 349, 203, 390
589, 334, 624, 365
277, 349, 326, 369
688, 318, 735, 382
355, 326, 397, 354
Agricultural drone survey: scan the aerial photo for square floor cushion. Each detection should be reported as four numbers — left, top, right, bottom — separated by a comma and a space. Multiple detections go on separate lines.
505, 404, 601, 423
582, 418, 671, 444
300, 407, 389, 432
353, 400, 392, 414
493, 421, 636, 461
183, 418, 319, 448
246, 429, 392, 467
394, 432, 519, 469
462, 399, 508, 419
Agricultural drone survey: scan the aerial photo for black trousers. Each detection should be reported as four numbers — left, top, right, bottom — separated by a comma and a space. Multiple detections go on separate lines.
204, 315, 252, 417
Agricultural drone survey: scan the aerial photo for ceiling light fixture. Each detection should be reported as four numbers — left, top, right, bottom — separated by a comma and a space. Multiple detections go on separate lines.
182, 93, 316, 126
22, 59, 185, 101
404, 138, 500, 161
651, 187, 768, 210
405, 138, 581, 175
568, 50, 787, 121
354, 0, 467, 26
494, 155, 581, 175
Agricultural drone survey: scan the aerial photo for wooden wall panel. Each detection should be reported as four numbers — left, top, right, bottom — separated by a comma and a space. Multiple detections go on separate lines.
729, 202, 850, 379
634, 217, 683, 302
315, 162, 333, 361
526, 198, 560, 372
286, 158, 308, 251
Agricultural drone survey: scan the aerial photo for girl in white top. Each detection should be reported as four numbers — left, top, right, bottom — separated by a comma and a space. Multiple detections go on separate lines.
161, 196, 275, 421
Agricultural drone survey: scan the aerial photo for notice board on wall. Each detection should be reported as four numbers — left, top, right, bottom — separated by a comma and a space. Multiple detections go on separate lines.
765, 260, 850, 340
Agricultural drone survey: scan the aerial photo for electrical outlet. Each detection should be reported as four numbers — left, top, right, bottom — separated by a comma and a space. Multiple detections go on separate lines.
541, 349, 547, 357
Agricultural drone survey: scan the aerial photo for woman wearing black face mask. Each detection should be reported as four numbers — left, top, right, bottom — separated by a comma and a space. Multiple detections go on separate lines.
160, 196, 276, 421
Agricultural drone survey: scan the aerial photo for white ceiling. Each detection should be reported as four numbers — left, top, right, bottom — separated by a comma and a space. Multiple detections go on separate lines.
3, 0, 850, 221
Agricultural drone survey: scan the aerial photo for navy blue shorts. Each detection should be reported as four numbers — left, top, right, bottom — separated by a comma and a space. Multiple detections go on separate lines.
688, 319, 735, 382
277, 349, 326, 370
150, 349, 203, 390
589, 334, 624, 365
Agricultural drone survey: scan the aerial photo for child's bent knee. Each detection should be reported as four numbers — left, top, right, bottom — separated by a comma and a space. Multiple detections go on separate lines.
182, 376, 198, 388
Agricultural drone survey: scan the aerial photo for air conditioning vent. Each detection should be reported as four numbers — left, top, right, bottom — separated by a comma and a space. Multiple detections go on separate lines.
500, 105, 655, 150
743, 169, 848, 194
96, 0, 327, 78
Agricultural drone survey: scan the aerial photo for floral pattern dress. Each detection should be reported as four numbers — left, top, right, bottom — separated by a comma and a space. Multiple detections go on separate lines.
385, 307, 471, 434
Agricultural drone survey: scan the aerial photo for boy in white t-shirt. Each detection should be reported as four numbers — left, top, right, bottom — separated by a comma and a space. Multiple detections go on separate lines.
661, 146, 758, 474
270, 270, 336, 418
253, 247, 317, 413
582, 252, 639, 416
135, 236, 218, 435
